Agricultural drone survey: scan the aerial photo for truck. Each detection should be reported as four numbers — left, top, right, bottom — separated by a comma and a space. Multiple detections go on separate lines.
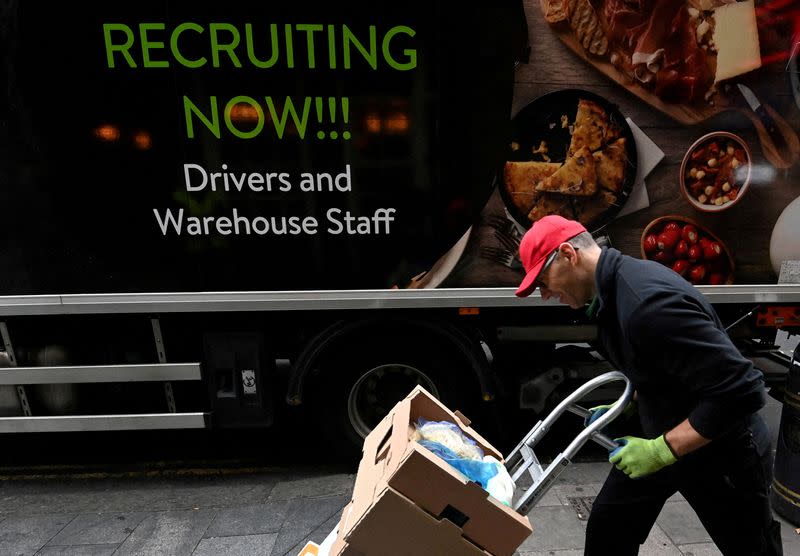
0, 0, 798, 458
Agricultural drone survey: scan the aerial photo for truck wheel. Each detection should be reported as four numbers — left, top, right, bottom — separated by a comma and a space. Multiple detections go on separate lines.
313, 340, 479, 460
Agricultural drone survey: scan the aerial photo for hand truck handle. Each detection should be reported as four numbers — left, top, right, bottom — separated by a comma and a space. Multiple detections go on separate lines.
505, 371, 633, 515
558, 370, 633, 459
565, 405, 621, 451
506, 370, 633, 461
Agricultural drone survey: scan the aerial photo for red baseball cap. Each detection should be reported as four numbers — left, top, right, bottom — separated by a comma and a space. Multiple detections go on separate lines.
515, 215, 587, 297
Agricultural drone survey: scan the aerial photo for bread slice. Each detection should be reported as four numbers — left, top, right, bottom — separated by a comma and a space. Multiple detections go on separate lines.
572, 190, 618, 228
503, 161, 562, 214
592, 138, 627, 194
569, 0, 608, 56
528, 193, 576, 222
569, 99, 617, 155
535, 146, 597, 196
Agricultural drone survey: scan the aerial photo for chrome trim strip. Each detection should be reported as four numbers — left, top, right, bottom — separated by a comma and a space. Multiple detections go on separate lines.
0, 412, 207, 433
0, 363, 202, 385
0, 286, 798, 315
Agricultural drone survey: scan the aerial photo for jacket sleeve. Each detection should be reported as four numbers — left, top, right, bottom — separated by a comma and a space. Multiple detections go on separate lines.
626, 292, 766, 439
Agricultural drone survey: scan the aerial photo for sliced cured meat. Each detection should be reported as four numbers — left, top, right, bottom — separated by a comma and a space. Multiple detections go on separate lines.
600, 0, 713, 103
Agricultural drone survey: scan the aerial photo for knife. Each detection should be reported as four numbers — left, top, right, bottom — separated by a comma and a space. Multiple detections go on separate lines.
737, 83, 789, 155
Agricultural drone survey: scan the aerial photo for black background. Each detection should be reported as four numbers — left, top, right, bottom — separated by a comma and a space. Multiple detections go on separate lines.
0, 1, 526, 294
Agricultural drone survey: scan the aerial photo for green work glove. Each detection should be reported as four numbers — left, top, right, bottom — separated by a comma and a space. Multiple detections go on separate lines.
609, 435, 677, 479
584, 400, 636, 427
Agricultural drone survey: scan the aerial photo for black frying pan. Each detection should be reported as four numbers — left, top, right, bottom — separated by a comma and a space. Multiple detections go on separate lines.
499, 88, 638, 233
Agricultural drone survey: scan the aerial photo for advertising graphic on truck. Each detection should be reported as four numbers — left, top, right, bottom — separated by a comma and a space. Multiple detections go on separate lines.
0, 0, 798, 496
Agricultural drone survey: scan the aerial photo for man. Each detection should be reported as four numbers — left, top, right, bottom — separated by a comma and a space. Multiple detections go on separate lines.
515, 215, 783, 555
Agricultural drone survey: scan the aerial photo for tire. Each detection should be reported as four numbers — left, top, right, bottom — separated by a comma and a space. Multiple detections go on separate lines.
311, 334, 481, 461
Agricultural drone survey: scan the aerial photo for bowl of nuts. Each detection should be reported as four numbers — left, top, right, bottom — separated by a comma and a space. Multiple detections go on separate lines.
679, 132, 752, 212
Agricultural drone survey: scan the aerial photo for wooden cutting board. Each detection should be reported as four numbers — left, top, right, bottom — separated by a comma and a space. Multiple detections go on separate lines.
538, 0, 800, 167
539, 0, 726, 125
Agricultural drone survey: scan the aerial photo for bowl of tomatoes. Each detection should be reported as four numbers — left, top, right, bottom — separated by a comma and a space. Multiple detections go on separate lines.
641, 216, 734, 285
679, 132, 751, 212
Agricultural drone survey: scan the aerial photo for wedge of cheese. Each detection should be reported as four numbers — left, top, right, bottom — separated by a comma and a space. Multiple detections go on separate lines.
713, 0, 761, 83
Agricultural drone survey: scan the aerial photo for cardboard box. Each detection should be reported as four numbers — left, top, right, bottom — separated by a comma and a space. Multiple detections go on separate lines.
340, 385, 532, 556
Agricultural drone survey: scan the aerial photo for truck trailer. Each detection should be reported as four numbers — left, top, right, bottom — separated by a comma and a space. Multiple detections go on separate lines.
0, 0, 798, 458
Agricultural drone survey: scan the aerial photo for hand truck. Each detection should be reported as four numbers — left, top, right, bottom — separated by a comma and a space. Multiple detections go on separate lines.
299, 370, 634, 556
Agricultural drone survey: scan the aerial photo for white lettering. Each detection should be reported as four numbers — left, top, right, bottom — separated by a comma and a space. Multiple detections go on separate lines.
252, 216, 269, 234
209, 172, 222, 191
233, 208, 251, 234
278, 173, 292, 192
335, 164, 351, 192
326, 208, 395, 235
302, 216, 318, 234
317, 172, 333, 191
326, 208, 343, 234
187, 217, 202, 235
248, 173, 265, 191
154, 207, 326, 236
153, 208, 184, 235
230, 171, 248, 192
216, 216, 232, 234
184, 164, 208, 192
298, 172, 315, 192
373, 208, 395, 234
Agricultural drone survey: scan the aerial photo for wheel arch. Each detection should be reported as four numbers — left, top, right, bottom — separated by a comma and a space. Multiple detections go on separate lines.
285, 317, 495, 406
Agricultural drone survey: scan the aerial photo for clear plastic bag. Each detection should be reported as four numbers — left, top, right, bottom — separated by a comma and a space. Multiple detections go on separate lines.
414, 418, 515, 505
417, 439, 499, 490
414, 418, 484, 460
483, 456, 514, 506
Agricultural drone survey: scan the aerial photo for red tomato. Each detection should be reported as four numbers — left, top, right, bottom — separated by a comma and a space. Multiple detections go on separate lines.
643, 234, 658, 254
672, 260, 690, 277
657, 230, 680, 251
664, 222, 681, 233
689, 264, 706, 284
687, 245, 703, 263
674, 240, 689, 259
653, 250, 674, 264
698, 236, 712, 249
703, 242, 722, 261
681, 225, 699, 244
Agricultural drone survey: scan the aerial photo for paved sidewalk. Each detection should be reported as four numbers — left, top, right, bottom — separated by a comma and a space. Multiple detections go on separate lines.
0, 462, 797, 555
517, 462, 799, 556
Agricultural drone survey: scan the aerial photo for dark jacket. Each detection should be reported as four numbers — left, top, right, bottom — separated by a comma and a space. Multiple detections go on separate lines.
593, 248, 766, 439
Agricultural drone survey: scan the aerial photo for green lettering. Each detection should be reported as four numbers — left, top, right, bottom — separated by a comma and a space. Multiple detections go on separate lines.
184, 96, 220, 139
327, 25, 336, 69
209, 23, 242, 68
296, 24, 322, 69
284, 24, 294, 68
265, 96, 311, 139
171, 22, 206, 68
383, 26, 416, 71
103, 23, 136, 68
342, 25, 377, 70
140, 23, 169, 68
224, 96, 265, 139
245, 23, 279, 69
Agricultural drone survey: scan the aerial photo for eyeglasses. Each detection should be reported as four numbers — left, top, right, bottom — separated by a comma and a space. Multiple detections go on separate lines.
533, 248, 560, 290
533, 245, 579, 290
